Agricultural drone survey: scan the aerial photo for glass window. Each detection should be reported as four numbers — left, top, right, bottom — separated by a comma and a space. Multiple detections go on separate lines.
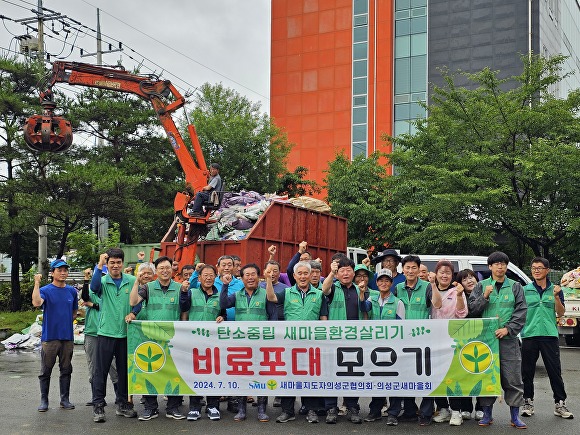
395, 35, 410, 58
410, 16, 427, 33
411, 33, 427, 56
353, 77, 367, 95
394, 103, 410, 121
353, 107, 367, 124
353, 26, 368, 43
411, 7, 427, 17
411, 0, 427, 7
395, 10, 410, 20
353, 95, 367, 106
395, 20, 411, 36
410, 102, 425, 119
395, 0, 411, 11
354, 15, 368, 26
353, 42, 368, 60
411, 92, 426, 101
394, 58, 410, 94
352, 124, 367, 142
394, 94, 410, 104
353, 0, 368, 15
353, 60, 367, 78
394, 120, 410, 136
352, 142, 367, 158
410, 55, 426, 93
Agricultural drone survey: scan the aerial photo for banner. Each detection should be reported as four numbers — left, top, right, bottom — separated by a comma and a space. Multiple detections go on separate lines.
127, 318, 501, 397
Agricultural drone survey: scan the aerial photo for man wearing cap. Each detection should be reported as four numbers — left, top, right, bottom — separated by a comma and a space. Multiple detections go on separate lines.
189, 162, 222, 216
359, 269, 406, 424
32, 259, 78, 412
369, 249, 405, 290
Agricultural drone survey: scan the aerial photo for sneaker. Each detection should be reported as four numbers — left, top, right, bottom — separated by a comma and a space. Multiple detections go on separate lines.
187, 410, 201, 421
386, 414, 399, 426
419, 415, 432, 426
433, 407, 451, 422
116, 404, 137, 418
306, 409, 319, 423
474, 410, 484, 421
298, 405, 308, 415
346, 407, 362, 424
139, 408, 159, 421
326, 408, 338, 424
449, 410, 463, 426
93, 405, 106, 423
461, 411, 471, 420
364, 411, 382, 422
166, 409, 185, 420
276, 412, 295, 423
521, 399, 534, 417
207, 407, 221, 420
554, 400, 574, 419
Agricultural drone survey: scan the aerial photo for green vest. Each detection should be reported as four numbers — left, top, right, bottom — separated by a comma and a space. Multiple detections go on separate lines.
84, 290, 101, 336
188, 286, 221, 321
98, 273, 136, 338
395, 279, 430, 319
328, 282, 363, 320
283, 285, 323, 321
481, 277, 516, 338
521, 282, 558, 338
369, 293, 400, 320
141, 279, 181, 321
235, 287, 268, 321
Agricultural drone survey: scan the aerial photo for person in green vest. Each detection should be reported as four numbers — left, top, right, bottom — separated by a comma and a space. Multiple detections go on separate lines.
359, 269, 406, 425
321, 256, 366, 424
267, 261, 328, 424
392, 255, 442, 426
220, 263, 278, 422
128, 256, 185, 422
179, 264, 226, 422
89, 248, 138, 423
520, 257, 573, 419
467, 251, 528, 429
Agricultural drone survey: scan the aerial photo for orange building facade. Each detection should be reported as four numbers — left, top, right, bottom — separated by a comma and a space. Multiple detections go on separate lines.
271, 0, 395, 193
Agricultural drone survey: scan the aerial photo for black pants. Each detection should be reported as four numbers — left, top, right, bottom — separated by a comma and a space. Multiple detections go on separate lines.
522, 337, 567, 402
435, 396, 464, 411
281, 396, 319, 415
325, 396, 358, 411
189, 396, 219, 411
389, 397, 434, 418
92, 335, 128, 407
144, 395, 182, 412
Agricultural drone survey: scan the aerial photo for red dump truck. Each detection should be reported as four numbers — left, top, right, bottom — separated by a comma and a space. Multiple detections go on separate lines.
160, 201, 348, 275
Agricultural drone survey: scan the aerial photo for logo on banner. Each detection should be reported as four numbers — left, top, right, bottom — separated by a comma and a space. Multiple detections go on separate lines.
134, 341, 166, 373
459, 341, 493, 374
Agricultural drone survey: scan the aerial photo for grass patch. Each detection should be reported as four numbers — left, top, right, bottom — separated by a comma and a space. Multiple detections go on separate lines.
0, 310, 41, 335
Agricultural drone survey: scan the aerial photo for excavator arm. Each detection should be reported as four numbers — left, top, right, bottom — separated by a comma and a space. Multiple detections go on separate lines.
23, 61, 214, 272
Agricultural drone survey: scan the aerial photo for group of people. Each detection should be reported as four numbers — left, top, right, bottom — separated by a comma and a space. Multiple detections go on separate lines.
32, 244, 574, 428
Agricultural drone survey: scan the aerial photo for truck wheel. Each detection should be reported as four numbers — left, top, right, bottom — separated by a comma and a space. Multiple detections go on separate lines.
564, 335, 580, 346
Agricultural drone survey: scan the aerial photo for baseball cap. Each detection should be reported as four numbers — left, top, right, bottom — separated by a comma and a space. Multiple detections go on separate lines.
376, 269, 393, 280
50, 259, 69, 270
354, 264, 372, 277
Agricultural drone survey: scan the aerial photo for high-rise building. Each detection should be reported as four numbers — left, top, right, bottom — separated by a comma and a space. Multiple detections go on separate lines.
270, 0, 580, 191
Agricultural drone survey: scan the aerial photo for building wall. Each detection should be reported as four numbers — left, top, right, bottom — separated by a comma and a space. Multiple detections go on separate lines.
271, 0, 394, 193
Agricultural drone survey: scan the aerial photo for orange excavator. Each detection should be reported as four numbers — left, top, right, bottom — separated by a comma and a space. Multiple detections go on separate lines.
23, 61, 216, 273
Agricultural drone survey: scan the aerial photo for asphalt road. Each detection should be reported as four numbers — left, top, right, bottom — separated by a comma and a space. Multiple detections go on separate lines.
0, 343, 577, 435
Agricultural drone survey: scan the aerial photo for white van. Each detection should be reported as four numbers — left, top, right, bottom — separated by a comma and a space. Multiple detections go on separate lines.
347, 248, 531, 286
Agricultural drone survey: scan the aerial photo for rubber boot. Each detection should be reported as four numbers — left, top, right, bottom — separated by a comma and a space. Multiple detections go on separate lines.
510, 407, 527, 429
478, 405, 493, 426
234, 396, 247, 421
38, 378, 50, 412
59, 375, 75, 410
257, 396, 269, 422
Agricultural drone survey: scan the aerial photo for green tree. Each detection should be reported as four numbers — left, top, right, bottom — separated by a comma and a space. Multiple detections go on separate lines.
278, 166, 321, 197
325, 152, 394, 252
387, 55, 580, 267
189, 83, 292, 193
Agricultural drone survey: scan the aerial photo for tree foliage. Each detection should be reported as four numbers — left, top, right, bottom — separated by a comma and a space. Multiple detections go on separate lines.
189, 83, 292, 193
278, 166, 321, 197
387, 55, 580, 267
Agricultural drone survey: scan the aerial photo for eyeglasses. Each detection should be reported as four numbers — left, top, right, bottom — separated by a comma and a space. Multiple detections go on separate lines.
531, 267, 548, 272
157, 266, 172, 271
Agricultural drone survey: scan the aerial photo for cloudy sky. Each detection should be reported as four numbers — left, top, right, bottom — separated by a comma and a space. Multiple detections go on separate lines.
0, 0, 271, 110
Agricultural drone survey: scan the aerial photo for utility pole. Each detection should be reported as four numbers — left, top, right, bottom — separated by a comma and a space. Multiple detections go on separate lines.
37, 0, 48, 276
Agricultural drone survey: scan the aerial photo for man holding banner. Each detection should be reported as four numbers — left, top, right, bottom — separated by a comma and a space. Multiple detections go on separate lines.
468, 251, 528, 429
267, 261, 328, 424
220, 263, 278, 422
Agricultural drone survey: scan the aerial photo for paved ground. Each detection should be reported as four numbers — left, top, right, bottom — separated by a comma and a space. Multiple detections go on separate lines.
0, 343, 577, 435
